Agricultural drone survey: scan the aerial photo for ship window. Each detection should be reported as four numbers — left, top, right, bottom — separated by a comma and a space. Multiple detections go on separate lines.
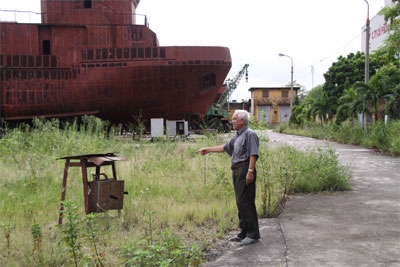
84, 0, 92, 8
43, 56, 50, 67
36, 56, 42, 67
36, 92, 42, 104
117, 48, 122, 59
124, 48, 129, 58
131, 48, 137, 58
109, 48, 115, 59
138, 48, 144, 58
145, 48, 151, 58
73, 69, 79, 79
13, 55, 19, 67
102, 48, 108, 60
28, 92, 34, 104
51, 70, 57, 79
13, 70, 19, 79
152, 48, 158, 58
28, 70, 34, 79
96, 49, 102, 60
28, 56, 34, 67
51, 56, 57, 67
43, 40, 51, 55
88, 49, 94, 60
21, 56, 27, 67
160, 47, 166, 58
4, 70, 11, 80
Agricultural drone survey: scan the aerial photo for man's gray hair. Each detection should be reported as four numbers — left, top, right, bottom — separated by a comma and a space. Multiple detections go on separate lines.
234, 110, 250, 125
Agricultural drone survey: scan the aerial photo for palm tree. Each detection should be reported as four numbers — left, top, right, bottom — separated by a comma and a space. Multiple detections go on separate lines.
370, 64, 400, 121
353, 82, 381, 124
306, 92, 332, 125
385, 85, 400, 120
336, 87, 358, 123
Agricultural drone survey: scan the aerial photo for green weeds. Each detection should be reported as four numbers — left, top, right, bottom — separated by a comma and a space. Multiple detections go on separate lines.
58, 201, 84, 267
0, 116, 351, 266
30, 223, 43, 263
257, 144, 350, 217
281, 119, 400, 155
121, 211, 203, 266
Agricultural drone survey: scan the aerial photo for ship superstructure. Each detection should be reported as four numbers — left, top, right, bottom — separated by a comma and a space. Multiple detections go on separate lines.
0, 0, 232, 126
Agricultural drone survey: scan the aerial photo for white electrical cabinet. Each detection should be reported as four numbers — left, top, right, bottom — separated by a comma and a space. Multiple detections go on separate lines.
151, 118, 164, 138
166, 120, 188, 136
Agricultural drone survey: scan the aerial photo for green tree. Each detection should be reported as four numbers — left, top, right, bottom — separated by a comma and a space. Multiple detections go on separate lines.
370, 64, 400, 120
377, 0, 400, 120
352, 81, 381, 123
293, 18, 399, 125
323, 52, 365, 113
379, 0, 400, 58
289, 85, 309, 125
307, 91, 332, 125
336, 87, 358, 123
385, 85, 400, 119
323, 52, 383, 115
290, 103, 309, 125
290, 85, 333, 125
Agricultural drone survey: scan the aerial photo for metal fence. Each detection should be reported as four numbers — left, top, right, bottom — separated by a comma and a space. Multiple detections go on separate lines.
0, 10, 41, 23
0, 9, 148, 26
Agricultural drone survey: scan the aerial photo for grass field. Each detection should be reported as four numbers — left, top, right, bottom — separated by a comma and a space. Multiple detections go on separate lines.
0, 117, 350, 266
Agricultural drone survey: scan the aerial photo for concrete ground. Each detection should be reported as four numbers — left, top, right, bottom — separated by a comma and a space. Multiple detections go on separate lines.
204, 131, 400, 267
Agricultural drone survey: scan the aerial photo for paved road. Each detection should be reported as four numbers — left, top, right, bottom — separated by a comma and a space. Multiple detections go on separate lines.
205, 131, 400, 267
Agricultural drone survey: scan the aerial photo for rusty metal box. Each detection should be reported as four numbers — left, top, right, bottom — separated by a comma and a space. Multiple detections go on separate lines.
88, 179, 124, 213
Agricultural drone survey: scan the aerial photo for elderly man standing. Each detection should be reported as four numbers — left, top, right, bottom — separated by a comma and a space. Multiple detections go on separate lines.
197, 109, 260, 246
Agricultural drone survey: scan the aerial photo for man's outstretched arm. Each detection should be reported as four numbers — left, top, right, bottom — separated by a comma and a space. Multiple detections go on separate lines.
197, 145, 224, 155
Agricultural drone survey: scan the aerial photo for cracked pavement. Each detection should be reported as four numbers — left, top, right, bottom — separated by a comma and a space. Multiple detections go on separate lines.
204, 131, 400, 267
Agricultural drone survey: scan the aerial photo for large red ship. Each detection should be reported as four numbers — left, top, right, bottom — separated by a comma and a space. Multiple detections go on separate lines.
0, 0, 232, 127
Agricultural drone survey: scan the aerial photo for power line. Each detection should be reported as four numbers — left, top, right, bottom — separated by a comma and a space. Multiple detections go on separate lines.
318, 33, 361, 63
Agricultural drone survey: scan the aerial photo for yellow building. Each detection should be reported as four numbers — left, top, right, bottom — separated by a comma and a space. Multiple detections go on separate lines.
249, 86, 300, 124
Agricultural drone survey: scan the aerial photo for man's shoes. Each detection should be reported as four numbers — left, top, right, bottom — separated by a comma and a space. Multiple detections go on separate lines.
239, 237, 258, 246
228, 235, 243, 242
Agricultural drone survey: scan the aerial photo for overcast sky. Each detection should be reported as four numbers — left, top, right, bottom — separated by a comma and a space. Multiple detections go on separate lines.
1, 0, 385, 101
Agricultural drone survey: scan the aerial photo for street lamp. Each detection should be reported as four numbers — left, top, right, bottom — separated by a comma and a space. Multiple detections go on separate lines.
279, 53, 294, 117
364, 0, 370, 84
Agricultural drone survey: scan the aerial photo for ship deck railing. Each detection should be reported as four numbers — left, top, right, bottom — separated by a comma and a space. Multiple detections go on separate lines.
0, 10, 149, 27
0, 10, 42, 23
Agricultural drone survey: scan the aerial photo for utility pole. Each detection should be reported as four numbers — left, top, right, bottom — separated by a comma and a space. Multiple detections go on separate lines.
363, 0, 370, 131
364, 0, 370, 84
279, 53, 294, 118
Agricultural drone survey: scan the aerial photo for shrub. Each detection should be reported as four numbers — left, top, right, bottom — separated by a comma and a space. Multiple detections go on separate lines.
278, 120, 400, 155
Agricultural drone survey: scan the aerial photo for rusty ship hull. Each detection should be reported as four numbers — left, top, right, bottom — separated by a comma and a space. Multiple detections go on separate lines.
0, 0, 232, 125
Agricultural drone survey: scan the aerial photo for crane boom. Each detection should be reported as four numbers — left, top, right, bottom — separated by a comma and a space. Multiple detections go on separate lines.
204, 64, 249, 132
216, 64, 249, 106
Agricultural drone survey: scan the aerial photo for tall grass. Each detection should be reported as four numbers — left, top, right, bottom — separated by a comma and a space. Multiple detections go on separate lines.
280, 120, 400, 155
0, 117, 350, 266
